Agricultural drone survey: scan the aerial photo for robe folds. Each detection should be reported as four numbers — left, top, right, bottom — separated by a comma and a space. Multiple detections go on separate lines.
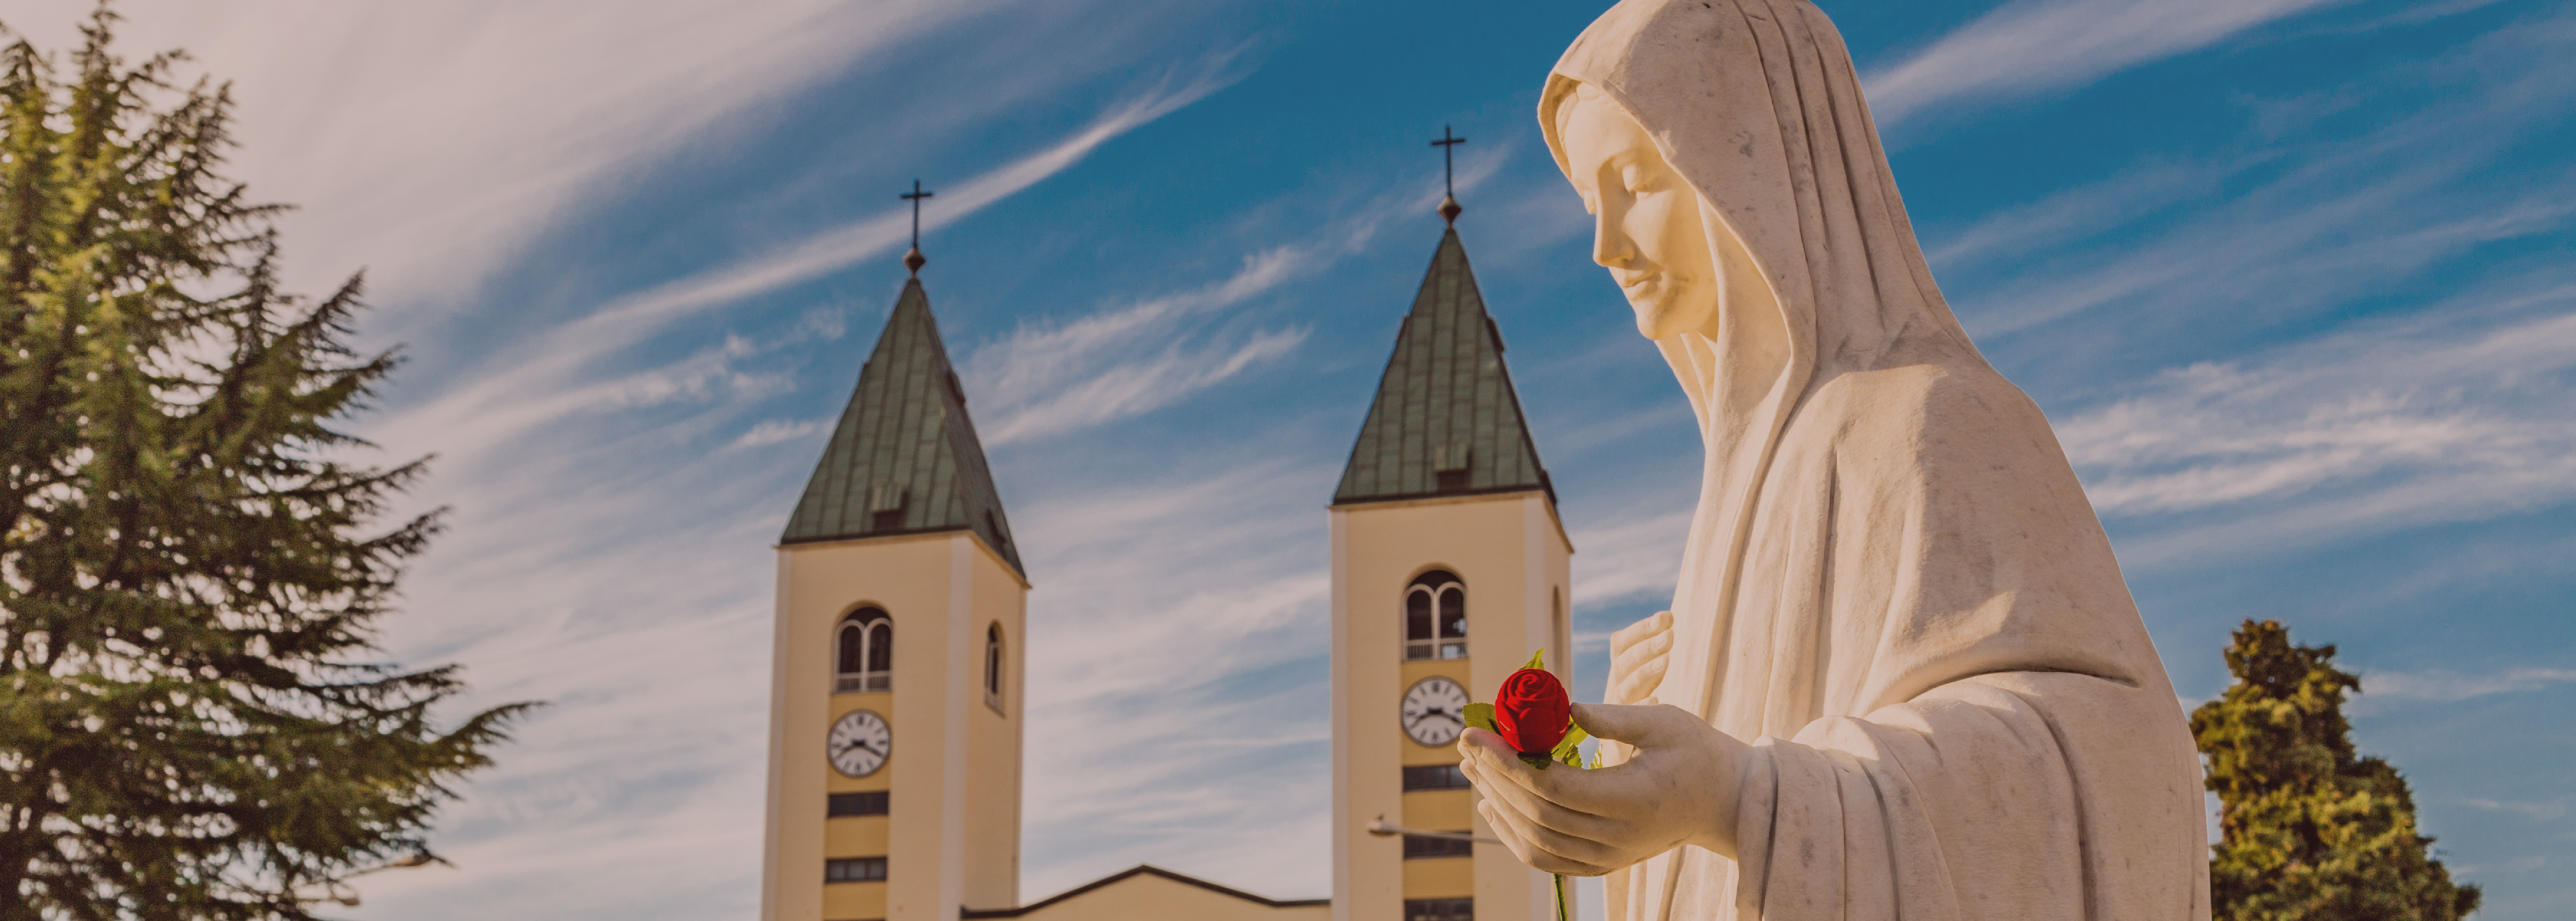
1536, 2, 2211, 919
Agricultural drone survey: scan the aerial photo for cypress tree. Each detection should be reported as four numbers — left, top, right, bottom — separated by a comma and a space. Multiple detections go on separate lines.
2192, 619, 2481, 920
0, 9, 529, 918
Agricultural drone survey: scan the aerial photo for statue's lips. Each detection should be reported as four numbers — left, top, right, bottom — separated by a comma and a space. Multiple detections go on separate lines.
1618, 273, 1666, 298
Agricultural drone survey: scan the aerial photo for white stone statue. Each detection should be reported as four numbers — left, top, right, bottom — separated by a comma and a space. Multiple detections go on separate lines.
1455, 2, 2212, 919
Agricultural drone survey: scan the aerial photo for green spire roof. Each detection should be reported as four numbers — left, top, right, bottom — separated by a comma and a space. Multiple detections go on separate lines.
782, 279, 1022, 575
1334, 227, 1552, 507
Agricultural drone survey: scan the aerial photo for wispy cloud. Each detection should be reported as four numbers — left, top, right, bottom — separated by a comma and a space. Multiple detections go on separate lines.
7, 0, 996, 303
2457, 796, 2571, 822
968, 247, 1314, 446
2063, 284, 2576, 562
0, 5, 1273, 917
734, 417, 830, 449
959, 145, 1521, 449
2358, 667, 2576, 703
1865, 0, 2354, 125
1567, 511, 1690, 609
1008, 461, 1340, 896
373, 65, 1240, 473
1923, 161, 2226, 271
1929, 7, 2576, 345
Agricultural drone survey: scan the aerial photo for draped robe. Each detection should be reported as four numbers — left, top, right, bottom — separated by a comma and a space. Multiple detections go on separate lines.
1537, 2, 2210, 919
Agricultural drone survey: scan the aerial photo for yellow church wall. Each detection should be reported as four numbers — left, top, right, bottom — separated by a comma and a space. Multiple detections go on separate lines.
826, 882, 889, 921
1402, 789, 1472, 833
961, 543, 1027, 912
1403, 856, 1475, 899
765, 530, 1027, 921
824, 814, 889, 856
1333, 491, 1572, 921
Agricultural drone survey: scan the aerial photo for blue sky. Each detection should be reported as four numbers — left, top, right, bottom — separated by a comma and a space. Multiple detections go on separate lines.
12, 0, 2573, 918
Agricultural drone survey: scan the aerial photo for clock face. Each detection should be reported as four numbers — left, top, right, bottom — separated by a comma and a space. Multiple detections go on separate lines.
828, 710, 891, 778
1401, 676, 1470, 747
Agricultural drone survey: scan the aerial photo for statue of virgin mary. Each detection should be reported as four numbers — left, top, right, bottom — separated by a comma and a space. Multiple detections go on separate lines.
1454, 2, 2211, 919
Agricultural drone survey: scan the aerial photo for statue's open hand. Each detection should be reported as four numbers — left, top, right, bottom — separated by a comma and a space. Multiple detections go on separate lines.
1607, 611, 1673, 706
1459, 702, 1749, 875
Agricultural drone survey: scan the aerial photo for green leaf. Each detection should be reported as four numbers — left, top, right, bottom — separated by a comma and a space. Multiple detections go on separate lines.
1463, 702, 1498, 734
1519, 751, 1554, 771
1552, 724, 1590, 766
1522, 649, 1547, 671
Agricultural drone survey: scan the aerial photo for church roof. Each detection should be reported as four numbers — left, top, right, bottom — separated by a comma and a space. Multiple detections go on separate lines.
1333, 227, 1553, 507
781, 278, 1023, 575
960, 865, 1326, 919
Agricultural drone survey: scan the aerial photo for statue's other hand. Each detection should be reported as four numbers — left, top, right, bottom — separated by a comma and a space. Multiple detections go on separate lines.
1607, 611, 1674, 706
1458, 702, 1750, 875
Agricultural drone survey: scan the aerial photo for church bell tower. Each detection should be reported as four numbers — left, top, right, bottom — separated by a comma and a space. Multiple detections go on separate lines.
762, 208, 1027, 921
1330, 172, 1573, 921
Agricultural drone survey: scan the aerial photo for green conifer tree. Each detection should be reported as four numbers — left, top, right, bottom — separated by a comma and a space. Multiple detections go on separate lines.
0, 10, 529, 919
2192, 619, 2481, 920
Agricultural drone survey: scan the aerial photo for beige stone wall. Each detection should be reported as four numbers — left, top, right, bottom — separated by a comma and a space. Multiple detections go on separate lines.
962, 546, 1027, 911
1332, 491, 1573, 921
764, 531, 1027, 921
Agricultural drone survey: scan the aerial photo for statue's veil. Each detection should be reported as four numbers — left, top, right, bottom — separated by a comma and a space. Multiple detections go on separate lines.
1537, 0, 1988, 724
1536, 5, 2207, 921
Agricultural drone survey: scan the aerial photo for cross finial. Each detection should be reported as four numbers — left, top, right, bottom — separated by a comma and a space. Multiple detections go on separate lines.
900, 179, 935, 276
1431, 125, 1466, 224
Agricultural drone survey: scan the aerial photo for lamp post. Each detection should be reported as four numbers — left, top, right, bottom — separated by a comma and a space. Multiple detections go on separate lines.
1366, 814, 1503, 844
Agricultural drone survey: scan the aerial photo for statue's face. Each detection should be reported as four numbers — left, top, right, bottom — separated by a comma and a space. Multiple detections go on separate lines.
1559, 90, 1720, 340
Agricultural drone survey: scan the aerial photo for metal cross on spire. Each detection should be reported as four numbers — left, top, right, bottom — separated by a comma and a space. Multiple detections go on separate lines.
1431, 125, 1466, 225
900, 179, 935, 276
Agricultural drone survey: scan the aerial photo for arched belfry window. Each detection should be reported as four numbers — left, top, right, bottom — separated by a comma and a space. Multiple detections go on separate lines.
983, 623, 1005, 714
836, 607, 893, 694
1404, 570, 1467, 661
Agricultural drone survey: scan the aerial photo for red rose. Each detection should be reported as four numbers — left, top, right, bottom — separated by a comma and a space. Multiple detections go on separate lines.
1493, 667, 1571, 755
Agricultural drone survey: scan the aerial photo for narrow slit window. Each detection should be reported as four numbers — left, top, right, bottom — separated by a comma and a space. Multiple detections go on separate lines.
983, 623, 1005, 714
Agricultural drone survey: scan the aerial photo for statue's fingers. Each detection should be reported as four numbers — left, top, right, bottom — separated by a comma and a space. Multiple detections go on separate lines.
1568, 702, 1680, 746
1610, 648, 1669, 705
1461, 738, 1661, 839
1479, 801, 1617, 877
1612, 624, 1673, 670
1609, 610, 1674, 656
1473, 798, 1549, 865
1474, 791, 1625, 867
1462, 752, 1622, 843
1459, 727, 1515, 763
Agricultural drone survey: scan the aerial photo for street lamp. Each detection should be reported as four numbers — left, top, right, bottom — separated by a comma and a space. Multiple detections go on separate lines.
1367, 815, 1503, 844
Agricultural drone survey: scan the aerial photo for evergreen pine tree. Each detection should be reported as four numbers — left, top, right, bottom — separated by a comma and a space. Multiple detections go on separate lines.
2192, 619, 2481, 920
0, 10, 529, 918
